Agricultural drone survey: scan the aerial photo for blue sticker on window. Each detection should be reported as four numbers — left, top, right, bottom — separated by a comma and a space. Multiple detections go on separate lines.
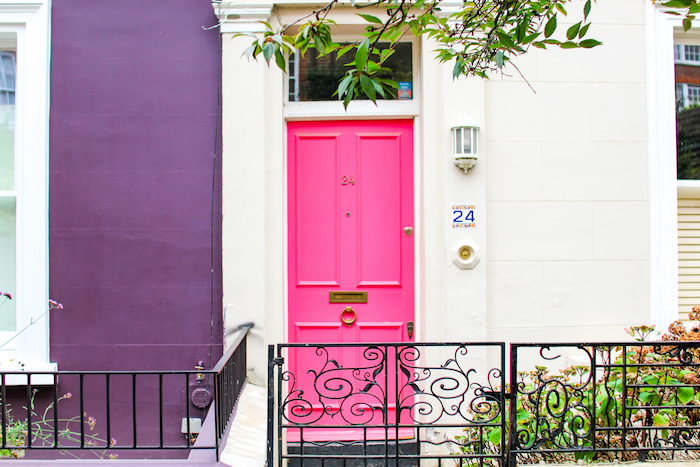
398, 81, 412, 100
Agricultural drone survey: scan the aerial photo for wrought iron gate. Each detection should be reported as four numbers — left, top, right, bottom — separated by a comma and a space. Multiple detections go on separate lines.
268, 342, 700, 467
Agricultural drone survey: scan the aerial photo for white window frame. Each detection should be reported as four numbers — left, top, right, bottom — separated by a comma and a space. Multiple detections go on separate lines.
675, 43, 700, 65
646, 4, 700, 331
676, 82, 700, 108
0, 0, 53, 381
283, 34, 420, 119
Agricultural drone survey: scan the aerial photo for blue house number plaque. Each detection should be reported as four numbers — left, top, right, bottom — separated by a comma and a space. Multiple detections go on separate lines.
452, 205, 475, 228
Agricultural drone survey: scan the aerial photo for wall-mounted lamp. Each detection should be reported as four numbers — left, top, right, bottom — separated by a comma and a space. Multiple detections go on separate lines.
451, 115, 480, 173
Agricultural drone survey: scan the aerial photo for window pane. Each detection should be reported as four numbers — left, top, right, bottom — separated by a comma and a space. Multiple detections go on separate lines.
687, 45, 700, 62
0, 35, 15, 191
463, 129, 472, 154
290, 42, 413, 102
0, 197, 15, 332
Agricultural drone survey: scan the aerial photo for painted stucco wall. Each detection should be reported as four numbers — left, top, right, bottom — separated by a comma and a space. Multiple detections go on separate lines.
484, 0, 652, 342
49, 0, 223, 372
218, 0, 663, 382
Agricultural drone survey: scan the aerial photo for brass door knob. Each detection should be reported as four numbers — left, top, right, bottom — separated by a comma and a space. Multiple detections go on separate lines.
404, 227, 413, 236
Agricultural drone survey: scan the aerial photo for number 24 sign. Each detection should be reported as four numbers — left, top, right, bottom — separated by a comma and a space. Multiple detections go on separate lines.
452, 205, 475, 228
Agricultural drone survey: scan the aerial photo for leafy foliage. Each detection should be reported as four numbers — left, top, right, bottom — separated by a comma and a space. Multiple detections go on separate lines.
455, 314, 700, 464
0, 390, 116, 459
234, 0, 698, 107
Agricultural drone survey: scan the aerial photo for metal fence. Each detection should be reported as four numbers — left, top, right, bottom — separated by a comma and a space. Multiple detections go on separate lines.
510, 342, 700, 464
269, 341, 700, 467
0, 326, 250, 460
269, 343, 506, 467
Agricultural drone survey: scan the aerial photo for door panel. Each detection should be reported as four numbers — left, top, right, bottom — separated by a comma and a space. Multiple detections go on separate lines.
287, 120, 414, 438
358, 133, 403, 286
288, 120, 414, 344
293, 134, 341, 286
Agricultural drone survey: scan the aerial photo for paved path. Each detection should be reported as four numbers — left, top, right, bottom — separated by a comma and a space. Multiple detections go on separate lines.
220, 382, 267, 467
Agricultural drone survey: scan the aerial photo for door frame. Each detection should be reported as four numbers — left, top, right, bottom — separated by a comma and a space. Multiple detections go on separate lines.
282, 115, 423, 345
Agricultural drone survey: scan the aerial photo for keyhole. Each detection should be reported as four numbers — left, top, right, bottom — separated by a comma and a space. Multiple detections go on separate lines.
346, 212, 350, 217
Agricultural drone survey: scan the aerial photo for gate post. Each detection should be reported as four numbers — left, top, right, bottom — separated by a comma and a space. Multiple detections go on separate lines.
507, 344, 517, 467
267, 345, 275, 467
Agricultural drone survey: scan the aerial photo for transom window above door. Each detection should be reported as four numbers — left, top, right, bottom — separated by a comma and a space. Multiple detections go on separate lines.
288, 42, 413, 102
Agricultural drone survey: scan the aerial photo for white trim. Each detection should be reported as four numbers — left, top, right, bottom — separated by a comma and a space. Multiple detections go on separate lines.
646, 3, 683, 330
0, 0, 53, 375
284, 101, 419, 119
212, 2, 273, 33
678, 179, 700, 188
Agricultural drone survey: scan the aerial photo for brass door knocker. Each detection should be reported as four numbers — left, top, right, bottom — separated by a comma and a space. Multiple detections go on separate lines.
341, 307, 357, 326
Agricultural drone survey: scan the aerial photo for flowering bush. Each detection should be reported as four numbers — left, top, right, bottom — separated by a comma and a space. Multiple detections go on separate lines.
0, 390, 117, 459
0, 295, 115, 459
457, 313, 700, 465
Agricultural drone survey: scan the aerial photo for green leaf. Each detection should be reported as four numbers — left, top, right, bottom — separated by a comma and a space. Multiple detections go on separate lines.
639, 391, 654, 403
343, 84, 354, 109
355, 41, 369, 71
453, 57, 463, 78
556, 3, 568, 16
578, 23, 591, 39
263, 42, 275, 64
360, 74, 377, 102
584, 0, 592, 19
691, 3, 700, 13
654, 413, 670, 426
579, 39, 602, 48
567, 22, 581, 40
274, 48, 286, 71
357, 14, 384, 25
523, 32, 540, 44
560, 41, 578, 49
495, 51, 505, 68
243, 43, 258, 60
545, 16, 557, 38
377, 78, 399, 89
642, 375, 660, 385
684, 17, 693, 31
532, 42, 547, 49
336, 45, 354, 59
497, 31, 516, 49
678, 386, 694, 404
516, 21, 527, 42
488, 427, 501, 446
663, 0, 693, 7
373, 80, 386, 98
337, 74, 354, 98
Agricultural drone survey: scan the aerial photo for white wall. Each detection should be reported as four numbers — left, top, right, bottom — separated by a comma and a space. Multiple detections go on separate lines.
484, 0, 652, 342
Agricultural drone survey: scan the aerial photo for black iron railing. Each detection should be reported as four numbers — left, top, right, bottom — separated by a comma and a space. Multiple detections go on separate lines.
0, 326, 250, 460
269, 342, 506, 467
269, 341, 700, 467
510, 342, 700, 464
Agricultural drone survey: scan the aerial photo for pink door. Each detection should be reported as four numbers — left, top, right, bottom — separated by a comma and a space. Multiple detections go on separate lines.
287, 120, 414, 438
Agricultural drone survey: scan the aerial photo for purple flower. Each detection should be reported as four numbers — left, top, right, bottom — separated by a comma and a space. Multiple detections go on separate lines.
48, 299, 63, 309
2, 292, 11, 300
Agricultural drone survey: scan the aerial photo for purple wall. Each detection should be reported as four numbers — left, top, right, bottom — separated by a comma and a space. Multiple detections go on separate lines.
49, 0, 223, 373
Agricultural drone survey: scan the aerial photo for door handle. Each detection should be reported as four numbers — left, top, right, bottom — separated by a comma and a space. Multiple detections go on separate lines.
407, 321, 414, 339
341, 307, 357, 326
